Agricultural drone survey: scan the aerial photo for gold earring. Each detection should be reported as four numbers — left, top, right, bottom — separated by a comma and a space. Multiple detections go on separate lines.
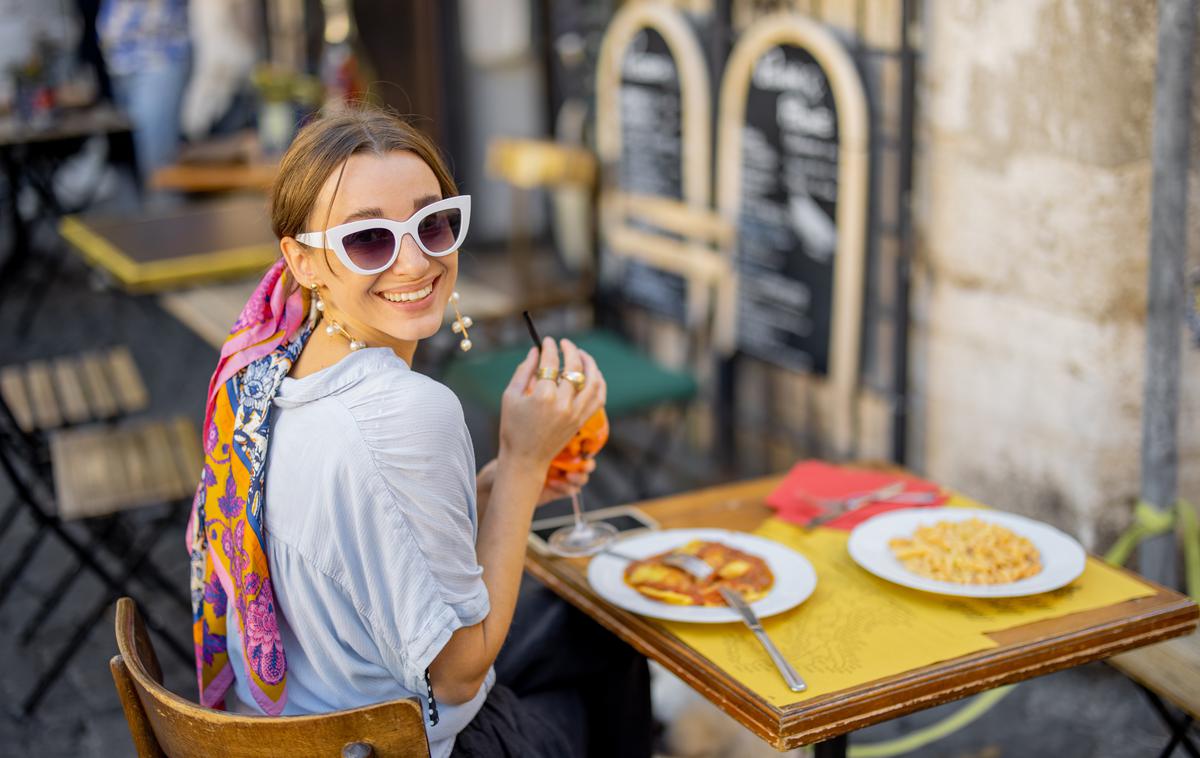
307, 283, 324, 327
312, 282, 366, 350
450, 291, 473, 352
325, 319, 367, 351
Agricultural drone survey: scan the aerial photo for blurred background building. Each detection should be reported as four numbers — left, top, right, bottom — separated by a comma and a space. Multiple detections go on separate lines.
0, 0, 1195, 752
0, 0, 1194, 557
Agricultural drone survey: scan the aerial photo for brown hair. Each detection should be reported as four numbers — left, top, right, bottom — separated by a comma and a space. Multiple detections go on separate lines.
269, 106, 458, 241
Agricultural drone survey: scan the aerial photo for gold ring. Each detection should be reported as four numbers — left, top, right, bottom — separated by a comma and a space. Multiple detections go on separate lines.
536, 366, 560, 382
560, 370, 586, 391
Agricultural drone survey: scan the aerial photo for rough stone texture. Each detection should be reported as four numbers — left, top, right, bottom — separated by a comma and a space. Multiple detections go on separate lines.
911, 0, 1200, 550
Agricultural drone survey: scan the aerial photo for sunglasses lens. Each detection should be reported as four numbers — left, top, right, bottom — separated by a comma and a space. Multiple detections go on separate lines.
417, 208, 462, 254
342, 227, 396, 270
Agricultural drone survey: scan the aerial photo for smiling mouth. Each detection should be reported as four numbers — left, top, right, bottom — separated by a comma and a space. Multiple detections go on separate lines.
378, 276, 438, 304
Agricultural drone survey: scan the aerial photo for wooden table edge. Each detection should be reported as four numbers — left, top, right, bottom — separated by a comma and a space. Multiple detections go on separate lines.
61, 215, 277, 291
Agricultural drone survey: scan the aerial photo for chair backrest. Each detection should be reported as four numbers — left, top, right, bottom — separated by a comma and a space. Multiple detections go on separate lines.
110, 598, 431, 758
600, 190, 737, 357
485, 137, 602, 303
486, 138, 597, 191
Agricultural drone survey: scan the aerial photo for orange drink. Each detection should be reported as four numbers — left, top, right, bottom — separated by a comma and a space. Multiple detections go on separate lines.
546, 409, 609, 485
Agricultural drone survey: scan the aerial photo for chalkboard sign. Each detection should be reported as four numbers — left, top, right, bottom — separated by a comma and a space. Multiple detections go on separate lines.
717, 14, 869, 455
736, 44, 840, 374
616, 27, 688, 323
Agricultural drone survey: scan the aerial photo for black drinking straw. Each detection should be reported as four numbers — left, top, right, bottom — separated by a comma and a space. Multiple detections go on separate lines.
522, 310, 543, 351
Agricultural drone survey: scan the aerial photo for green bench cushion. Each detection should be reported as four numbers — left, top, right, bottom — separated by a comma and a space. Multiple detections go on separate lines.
441, 329, 697, 418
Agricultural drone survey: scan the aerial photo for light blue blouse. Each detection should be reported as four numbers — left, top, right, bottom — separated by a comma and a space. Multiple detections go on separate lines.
225, 347, 493, 758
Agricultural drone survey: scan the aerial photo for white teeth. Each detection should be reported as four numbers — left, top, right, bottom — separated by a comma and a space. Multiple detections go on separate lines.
381, 284, 433, 303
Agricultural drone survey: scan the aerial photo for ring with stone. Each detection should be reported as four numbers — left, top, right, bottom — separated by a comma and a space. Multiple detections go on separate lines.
536, 366, 560, 382
559, 370, 586, 391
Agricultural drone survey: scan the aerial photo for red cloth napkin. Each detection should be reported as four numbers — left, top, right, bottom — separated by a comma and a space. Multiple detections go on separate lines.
766, 460, 948, 530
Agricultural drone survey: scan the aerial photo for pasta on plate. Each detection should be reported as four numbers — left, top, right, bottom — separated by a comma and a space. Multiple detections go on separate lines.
888, 517, 1042, 585
623, 540, 775, 606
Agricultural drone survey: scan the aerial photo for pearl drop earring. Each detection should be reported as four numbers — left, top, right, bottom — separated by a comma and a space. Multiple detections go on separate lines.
307, 282, 324, 327
450, 291, 473, 351
325, 320, 367, 351
312, 282, 366, 350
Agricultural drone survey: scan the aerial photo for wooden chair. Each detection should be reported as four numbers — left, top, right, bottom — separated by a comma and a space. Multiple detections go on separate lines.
110, 598, 432, 758
486, 137, 599, 304
1108, 630, 1200, 756
0, 345, 149, 436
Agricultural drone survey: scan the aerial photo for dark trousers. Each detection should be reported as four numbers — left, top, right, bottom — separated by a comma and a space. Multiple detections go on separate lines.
451, 576, 653, 758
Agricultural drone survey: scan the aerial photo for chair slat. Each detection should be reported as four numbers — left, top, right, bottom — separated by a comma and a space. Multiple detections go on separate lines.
0, 367, 36, 432
79, 352, 120, 420
110, 656, 167, 758
25, 361, 63, 431
141, 421, 185, 502
168, 418, 202, 498
117, 425, 156, 508
52, 358, 92, 425
52, 428, 102, 520
1110, 631, 1200, 720
107, 347, 150, 415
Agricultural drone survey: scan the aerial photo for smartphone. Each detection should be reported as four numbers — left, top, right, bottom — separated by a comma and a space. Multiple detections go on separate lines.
528, 505, 659, 555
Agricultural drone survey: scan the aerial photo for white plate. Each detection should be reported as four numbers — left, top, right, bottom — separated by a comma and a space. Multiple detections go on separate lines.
847, 508, 1086, 598
587, 528, 817, 624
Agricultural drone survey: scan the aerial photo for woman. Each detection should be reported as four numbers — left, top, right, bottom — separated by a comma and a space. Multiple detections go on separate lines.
187, 106, 651, 757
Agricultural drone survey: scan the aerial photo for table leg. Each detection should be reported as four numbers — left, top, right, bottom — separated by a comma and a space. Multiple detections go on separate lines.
813, 733, 848, 758
106, 128, 141, 199
0, 146, 31, 292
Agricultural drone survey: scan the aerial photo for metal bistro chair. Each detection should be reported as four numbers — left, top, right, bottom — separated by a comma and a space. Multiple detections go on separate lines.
0, 347, 198, 713
111, 598, 432, 758
1109, 631, 1200, 757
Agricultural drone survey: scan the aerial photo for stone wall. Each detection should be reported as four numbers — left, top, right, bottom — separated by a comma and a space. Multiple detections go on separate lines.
910, 0, 1200, 549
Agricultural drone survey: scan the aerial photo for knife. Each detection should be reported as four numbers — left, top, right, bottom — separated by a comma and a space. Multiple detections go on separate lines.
718, 587, 807, 692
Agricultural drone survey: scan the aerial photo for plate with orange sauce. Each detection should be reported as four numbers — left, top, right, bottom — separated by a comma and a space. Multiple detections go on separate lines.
587, 529, 817, 623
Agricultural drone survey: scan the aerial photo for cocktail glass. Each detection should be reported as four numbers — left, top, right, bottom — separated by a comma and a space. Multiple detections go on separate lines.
546, 408, 616, 556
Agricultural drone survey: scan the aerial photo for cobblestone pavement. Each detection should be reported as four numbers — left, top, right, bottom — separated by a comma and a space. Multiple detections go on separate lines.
0, 249, 1190, 757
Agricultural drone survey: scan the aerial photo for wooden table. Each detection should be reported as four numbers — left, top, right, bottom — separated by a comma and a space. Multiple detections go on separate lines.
60, 195, 279, 291
524, 476, 1199, 753
150, 161, 278, 193
149, 130, 278, 193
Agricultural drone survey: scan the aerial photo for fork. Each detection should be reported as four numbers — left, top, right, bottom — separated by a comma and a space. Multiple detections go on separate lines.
803, 482, 941, 529
662, 553, 807, 692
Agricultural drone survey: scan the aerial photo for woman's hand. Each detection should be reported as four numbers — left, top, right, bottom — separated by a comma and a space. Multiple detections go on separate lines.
537, 457, 595, 505
498, 337, 607, 471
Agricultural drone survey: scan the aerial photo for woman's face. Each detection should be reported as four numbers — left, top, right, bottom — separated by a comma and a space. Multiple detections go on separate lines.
289, 150, 458, 349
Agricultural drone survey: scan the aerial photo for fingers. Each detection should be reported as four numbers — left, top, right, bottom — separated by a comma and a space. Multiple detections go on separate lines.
504, 347, 539, 398
544, 479, 577, 498
563, 464, 593, 487
573, 350, 606, 420
556, 339, 584, 406
533, 337, 560, 399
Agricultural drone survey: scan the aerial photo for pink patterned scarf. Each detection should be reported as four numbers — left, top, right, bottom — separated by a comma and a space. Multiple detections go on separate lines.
186, 259, 308, 713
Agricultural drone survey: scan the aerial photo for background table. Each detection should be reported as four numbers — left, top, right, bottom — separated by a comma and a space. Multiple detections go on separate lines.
149, 162, 278, 193
524, 476, 1199, 752
60, 195, 278, 291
